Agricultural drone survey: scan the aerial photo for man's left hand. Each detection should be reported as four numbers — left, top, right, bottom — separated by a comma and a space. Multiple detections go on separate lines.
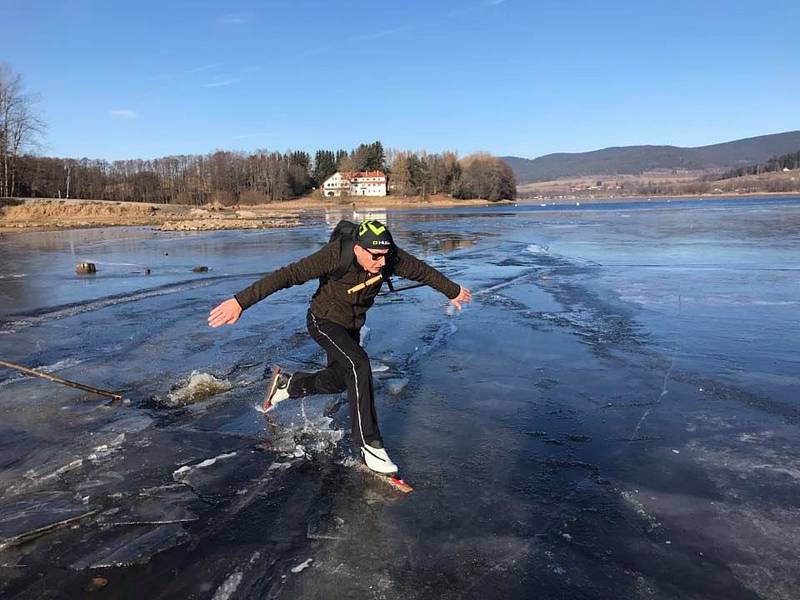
449, 286, 472, 311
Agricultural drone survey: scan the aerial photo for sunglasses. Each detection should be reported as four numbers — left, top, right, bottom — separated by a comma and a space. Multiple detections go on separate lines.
361, 247, 389, 261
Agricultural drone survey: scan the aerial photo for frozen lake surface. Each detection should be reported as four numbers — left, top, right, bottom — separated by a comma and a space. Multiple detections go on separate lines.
1, 198, 799, 599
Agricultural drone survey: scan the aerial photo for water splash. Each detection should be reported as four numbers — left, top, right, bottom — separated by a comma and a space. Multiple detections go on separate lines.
268, 413, 344, 459
162, 371, 232, 408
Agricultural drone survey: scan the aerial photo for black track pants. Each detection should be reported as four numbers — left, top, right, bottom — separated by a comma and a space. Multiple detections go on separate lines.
288, 311, 381, 447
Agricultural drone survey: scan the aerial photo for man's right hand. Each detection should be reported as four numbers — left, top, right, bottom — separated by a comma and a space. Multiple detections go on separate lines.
449, 286, 472, 311
208, 298, 243, 328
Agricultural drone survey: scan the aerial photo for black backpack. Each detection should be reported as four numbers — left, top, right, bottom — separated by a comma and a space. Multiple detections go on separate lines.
326, 220, 395, 290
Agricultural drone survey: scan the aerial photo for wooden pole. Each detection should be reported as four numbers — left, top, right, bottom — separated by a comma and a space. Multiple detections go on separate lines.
383, 282, 426, 293
0, 360, 123, 401
347, 274, 383, 295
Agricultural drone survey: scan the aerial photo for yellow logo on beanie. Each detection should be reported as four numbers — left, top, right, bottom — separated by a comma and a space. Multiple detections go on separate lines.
359, 220, 386, 236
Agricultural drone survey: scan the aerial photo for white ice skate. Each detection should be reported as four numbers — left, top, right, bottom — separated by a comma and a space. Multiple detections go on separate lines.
360, 442, 398, 475
263, 366, 292, 412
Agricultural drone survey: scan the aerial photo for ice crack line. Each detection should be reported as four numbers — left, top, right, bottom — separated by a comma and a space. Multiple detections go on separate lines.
473, 269, 539, 297
628, 293, 682, 443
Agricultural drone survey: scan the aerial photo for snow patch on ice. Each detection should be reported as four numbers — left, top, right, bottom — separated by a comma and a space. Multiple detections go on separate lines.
526, 243, 550, 255
211, 571, 243, 600
291, 558, 313, 573
173, 452, 238, 480
620, 490, 662, 531
87, 433, 126, 461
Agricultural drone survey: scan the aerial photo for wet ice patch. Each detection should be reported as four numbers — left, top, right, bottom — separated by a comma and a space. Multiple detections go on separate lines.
688, 437, 800, 483
1, 278, 218, 334
101, 414, 154, 434
408, 320, 458, 364
0, 492, 98, 551
162, 371, 232, 407
70, 523, 189, 569
7, 428, 137, 496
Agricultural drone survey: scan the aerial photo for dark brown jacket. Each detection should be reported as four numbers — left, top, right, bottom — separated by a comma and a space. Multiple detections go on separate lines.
234, 241, 460, 330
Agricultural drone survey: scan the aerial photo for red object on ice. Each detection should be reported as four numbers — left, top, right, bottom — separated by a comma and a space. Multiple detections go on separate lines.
387, 475, 413, 493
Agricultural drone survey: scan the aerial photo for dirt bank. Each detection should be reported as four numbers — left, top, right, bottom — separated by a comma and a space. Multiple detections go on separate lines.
0, 195, 511, 233
0, 199, 300, 232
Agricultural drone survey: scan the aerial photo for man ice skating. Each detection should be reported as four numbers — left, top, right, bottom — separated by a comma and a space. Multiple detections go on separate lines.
208, 220, 471, 475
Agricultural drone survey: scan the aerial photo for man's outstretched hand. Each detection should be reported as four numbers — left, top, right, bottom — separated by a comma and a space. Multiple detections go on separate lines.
449, 286, 472, 311
208, 298, 243, 328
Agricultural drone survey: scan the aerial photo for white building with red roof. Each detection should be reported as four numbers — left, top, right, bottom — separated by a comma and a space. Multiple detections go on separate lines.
322, 171, 387, 197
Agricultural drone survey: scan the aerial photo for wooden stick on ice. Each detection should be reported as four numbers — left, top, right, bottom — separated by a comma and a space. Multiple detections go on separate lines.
0, 359, 123, 401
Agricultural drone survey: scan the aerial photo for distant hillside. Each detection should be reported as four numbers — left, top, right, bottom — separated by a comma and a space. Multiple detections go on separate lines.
503, 131, 800, 183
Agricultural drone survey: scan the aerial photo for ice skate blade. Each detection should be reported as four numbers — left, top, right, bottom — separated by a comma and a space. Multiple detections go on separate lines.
354, 461, 414, 493
263, 366, 283, 412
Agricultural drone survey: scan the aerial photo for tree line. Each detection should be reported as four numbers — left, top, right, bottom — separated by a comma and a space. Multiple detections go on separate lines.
1, 63, 516, 204
11, 145, 515, 205
1, 63, 44, 198
717, 149, 800, 180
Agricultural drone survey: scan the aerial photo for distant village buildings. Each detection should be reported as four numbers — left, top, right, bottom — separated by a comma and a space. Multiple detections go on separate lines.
322, 171, 387, 197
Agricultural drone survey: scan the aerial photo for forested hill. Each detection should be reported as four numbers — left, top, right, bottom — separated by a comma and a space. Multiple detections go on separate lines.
503, 131, 800, 183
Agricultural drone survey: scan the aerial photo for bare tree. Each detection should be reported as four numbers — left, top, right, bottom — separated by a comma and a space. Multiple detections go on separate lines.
0, 63, 45, 197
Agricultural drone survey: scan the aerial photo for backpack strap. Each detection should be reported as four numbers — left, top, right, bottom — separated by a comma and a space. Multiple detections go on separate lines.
330, 237, 355, 280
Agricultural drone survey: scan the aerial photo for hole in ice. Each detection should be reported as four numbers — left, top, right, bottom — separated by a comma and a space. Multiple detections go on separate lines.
160, 371, 232, 408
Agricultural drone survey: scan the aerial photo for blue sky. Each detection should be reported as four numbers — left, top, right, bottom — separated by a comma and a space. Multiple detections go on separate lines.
3, 0, 798, 161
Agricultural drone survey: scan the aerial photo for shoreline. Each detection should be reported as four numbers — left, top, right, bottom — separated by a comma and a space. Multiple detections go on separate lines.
1, 192, 798, 233
517, 190, 800, 204
0, 195, 513, 233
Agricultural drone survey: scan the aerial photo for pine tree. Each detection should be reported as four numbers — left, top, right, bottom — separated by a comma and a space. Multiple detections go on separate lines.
313, 150, 337, 184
